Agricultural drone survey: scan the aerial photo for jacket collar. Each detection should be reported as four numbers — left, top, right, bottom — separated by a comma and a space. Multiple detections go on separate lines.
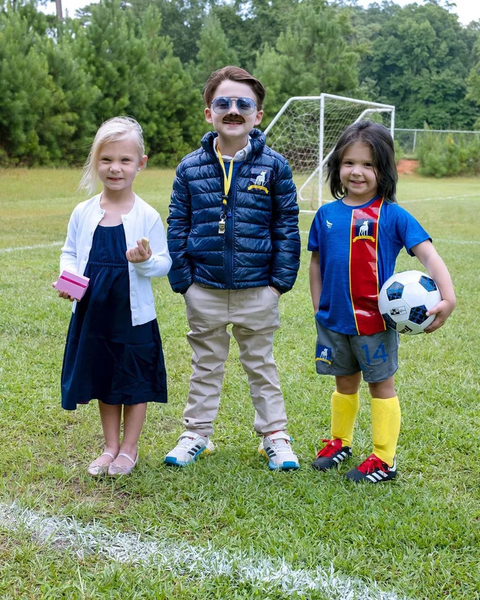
213, 136, 251, 162
201, 128, 266, 158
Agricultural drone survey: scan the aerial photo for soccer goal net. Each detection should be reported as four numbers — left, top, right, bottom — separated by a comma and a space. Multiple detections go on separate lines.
264, 94, 395, 210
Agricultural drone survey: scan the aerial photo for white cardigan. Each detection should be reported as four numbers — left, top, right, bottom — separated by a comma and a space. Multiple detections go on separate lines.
60, 194, 172, 326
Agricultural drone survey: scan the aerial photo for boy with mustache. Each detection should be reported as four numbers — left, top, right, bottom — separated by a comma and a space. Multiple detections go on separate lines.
165, 66, 301, 470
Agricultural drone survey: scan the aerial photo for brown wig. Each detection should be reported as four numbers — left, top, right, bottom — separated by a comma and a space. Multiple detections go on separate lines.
327, 121, 398, 203
203, 66, 266, 110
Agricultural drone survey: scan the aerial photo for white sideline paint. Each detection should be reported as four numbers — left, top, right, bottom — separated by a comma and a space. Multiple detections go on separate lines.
1, 502, 406, 600
401, 194, 479, 204
0, 241, 63, 254
434, 238, 480, 245
299, 193, 479, 214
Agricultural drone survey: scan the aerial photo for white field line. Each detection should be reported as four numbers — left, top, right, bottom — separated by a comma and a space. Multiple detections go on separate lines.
0, 502, 407, 600
400, 194, 479, 204
0, 241, 63, 254
299, 193, 480, 213
434, 238, 480, 245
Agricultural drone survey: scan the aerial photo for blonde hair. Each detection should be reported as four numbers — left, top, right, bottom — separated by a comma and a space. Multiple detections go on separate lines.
79, 116, 145, 195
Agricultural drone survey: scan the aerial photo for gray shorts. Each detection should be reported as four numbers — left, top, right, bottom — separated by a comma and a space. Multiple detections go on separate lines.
315, 320, 399, 383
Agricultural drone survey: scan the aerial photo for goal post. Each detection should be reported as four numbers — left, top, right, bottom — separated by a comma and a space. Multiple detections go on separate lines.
264, 94, 395, 210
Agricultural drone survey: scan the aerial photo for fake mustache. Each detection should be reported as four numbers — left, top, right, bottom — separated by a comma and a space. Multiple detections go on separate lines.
222, 116, 245, 123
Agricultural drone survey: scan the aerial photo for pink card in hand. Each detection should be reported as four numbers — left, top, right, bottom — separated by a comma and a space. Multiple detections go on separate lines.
55, 270, 90, 300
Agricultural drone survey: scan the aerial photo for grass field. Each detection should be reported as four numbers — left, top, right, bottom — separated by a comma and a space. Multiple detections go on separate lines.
0, 169, 479, 599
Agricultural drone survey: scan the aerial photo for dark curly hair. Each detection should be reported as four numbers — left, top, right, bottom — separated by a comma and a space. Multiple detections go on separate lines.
327, 121, 398, 203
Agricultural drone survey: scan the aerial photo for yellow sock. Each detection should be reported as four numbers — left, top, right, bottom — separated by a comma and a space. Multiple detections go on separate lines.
331, 391, 359, 447
371, 396, 401, 466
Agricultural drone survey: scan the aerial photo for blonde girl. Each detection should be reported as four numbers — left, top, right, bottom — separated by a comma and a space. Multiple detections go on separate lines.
55, 116, 171, 476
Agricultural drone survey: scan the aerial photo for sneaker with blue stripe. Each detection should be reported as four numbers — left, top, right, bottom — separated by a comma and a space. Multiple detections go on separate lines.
164, 432, 214, 467
258, 431, 300, 471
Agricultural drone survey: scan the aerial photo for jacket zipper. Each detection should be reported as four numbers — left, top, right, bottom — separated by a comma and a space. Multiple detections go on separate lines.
226, 173, 235, 288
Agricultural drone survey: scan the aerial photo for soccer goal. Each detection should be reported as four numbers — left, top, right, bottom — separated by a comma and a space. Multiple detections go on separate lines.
264, 94, 395, 210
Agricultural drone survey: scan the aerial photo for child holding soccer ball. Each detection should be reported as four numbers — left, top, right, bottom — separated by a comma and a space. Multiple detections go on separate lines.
308, 121, 455, 482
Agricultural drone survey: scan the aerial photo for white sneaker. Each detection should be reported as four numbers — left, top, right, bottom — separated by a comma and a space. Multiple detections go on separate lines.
258, 431, 300, 471
164, 432, 215, 467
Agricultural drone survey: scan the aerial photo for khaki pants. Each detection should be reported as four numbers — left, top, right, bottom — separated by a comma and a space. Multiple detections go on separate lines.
182, 284, 288, 436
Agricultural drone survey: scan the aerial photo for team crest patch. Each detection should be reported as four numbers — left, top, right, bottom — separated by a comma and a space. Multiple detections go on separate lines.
248, 168, 271, 194
315, 344, 332, 365
353, 218, 375, 242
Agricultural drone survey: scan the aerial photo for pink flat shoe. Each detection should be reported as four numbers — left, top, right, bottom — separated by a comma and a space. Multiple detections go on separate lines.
107, 452, 138, 476
87, 451, 116, 477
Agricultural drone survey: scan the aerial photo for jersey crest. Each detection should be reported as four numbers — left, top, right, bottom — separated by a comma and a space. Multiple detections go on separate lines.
353, 218, 375, 242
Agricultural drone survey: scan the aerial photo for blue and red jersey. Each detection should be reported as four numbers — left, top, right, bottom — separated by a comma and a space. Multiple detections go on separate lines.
307, 196, 431, 335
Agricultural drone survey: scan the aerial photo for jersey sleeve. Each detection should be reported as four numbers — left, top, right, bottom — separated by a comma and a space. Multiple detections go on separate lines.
389, 204, 431, 255
307, 210, 321, 252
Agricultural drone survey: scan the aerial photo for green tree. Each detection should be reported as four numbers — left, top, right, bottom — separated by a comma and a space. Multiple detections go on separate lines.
42, 22, 101, 164
467, 34, 480, 128
255, 0, 360, 125
74, 0, 150, 121
130, 0, 208, 66
138, 5, 205, 164
74, 0, 204, 165
212, 0, 298, 73
0, 2, 55, 164
194, 14, 239, 86
358, 2, 479, 129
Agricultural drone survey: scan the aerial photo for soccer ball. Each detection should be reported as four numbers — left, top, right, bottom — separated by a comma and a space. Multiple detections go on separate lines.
378, 270, 441, 335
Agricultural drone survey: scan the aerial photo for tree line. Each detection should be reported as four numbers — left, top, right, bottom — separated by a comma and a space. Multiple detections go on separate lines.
1, 0, 479, 167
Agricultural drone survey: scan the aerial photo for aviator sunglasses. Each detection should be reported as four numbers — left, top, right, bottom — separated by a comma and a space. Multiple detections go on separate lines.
211, 96, 257, 116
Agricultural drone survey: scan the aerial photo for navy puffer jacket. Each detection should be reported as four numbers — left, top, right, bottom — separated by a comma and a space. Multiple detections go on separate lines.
167, 129, 300, 294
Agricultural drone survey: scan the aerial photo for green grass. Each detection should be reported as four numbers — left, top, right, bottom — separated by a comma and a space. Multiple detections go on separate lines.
0, 169, 479, 599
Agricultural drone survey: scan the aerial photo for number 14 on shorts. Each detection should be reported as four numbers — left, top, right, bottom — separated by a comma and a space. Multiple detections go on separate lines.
361, 342, 388, 364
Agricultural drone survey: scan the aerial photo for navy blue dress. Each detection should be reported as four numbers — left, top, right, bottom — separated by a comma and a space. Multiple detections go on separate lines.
61, 224, 167, 410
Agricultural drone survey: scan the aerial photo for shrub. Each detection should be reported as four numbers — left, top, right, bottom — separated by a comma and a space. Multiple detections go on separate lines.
417, 132, 480, 177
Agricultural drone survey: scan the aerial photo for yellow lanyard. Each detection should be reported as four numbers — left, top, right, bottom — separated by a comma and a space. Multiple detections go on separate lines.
217, 148, 234, 208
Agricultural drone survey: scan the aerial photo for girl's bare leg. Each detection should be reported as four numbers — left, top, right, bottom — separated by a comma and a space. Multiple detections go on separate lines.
89, 401, 122, 467
113, 403, 147, 467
